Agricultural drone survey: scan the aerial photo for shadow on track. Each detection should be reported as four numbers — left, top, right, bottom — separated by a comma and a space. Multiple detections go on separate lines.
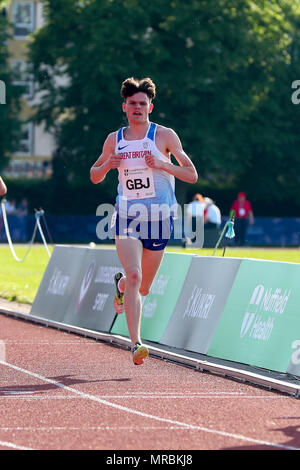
222, 424, 300, 450
0, 374, 131, 395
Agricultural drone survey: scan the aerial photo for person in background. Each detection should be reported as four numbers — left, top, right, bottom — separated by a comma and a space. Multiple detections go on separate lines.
4, 198, 17, 214
204, 197, 221, 229
17, 198, 29, 216
187, 193, 206, 215
0, 176, 7, 196
231, 192, 254, 246
16, 198, 29, 241
183, 193, 206, 246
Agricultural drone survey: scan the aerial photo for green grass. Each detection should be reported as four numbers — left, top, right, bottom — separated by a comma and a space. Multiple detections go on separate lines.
1, 243, 300, 305
0, 244, 54, 304
167, 246, 300, 263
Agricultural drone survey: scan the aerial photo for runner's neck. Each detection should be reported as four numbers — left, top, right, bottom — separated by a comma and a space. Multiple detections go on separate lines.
124, 121, 151, 140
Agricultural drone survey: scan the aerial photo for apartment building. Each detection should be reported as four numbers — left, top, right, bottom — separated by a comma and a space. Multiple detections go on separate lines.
4, 0, 56, 178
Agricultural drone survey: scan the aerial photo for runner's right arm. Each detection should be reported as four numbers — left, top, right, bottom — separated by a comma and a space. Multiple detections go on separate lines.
90, 132, 121, 184
0, 177, 7, 196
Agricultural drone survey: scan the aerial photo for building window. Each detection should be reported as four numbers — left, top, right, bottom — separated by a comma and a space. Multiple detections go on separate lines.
11, 60, 34, 99
16, 122, 34, 156
12, 2, 35, 38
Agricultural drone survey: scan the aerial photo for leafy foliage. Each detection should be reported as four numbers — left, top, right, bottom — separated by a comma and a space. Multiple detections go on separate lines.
0, 2, 23, 171
28, 0, 300, 206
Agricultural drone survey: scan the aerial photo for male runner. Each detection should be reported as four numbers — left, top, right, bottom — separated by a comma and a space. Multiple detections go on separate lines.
90, 77, 198, 365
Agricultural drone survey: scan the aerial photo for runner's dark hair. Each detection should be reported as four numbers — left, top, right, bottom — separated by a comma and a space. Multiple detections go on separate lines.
121, 77, 156, 101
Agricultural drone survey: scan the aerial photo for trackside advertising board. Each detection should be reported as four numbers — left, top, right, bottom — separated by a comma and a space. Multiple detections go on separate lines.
207, 259, 300, 373
160, 257, 241, 353
110, 252, 194, 342
63, 249, 122, 332
32, 247, 300, 377
31, 245, 87, 323
31, 246, 121, 332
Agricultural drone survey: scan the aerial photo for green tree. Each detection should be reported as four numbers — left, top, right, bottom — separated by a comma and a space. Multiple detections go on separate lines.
0, 1, 23, 172
238, 2, 300, 204
29, 0, 300, 208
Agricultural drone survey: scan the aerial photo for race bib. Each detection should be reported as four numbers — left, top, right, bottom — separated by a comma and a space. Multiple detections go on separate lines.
121, 167, 156, 200
239, 208, 246, 217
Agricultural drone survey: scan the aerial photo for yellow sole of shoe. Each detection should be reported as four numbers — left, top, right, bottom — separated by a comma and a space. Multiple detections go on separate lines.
133, 346, 149, 365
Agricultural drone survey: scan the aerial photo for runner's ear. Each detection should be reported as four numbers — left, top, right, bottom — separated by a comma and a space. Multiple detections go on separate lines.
122, 102, 126, 112
149, 103, 153, 113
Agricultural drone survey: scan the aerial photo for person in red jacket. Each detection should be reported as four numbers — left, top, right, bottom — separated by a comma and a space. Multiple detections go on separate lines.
231, 192, 254, 246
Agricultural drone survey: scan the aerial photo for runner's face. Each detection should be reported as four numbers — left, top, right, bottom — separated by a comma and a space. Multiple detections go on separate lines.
122, 92, 153, 123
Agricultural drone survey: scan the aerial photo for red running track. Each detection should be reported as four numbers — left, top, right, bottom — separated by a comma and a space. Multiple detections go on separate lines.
0, 313, 300, 451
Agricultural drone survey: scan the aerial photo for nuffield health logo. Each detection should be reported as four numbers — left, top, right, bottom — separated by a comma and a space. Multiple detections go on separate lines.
0, 80, 6, 104
240, 284, 291, 341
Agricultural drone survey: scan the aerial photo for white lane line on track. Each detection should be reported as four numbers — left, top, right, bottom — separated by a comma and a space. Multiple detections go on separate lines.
0, 360, 298, 451
0, 341, 5, 362
0, 394, 289, 400
121, 391, 248, 395
124, 391, 245, 394
0, 390, 245, 396
3, 341, 94, 344
0, 424, 291, 433
0, 440, 33, 450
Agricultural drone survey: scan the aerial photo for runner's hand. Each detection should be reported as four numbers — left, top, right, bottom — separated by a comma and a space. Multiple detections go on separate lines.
109, 154, 123, 169
145, 154, 164, 170
113, 297, 125, 314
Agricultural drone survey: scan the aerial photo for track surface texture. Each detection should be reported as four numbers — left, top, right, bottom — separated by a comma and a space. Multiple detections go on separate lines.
0, 312, 300, 451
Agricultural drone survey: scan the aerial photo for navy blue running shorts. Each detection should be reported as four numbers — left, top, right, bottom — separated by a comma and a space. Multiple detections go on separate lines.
113, 212, 174, 251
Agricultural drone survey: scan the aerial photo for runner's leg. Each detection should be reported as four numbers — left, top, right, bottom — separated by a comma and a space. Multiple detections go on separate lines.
115, 236, 143, 346
116, 248, 165, 300
139, 248, 165, 296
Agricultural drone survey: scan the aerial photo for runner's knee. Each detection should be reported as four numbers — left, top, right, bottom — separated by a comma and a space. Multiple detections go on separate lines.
125, 267, 142, 289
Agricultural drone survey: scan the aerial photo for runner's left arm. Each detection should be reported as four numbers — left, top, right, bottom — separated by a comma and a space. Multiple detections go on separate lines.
145, 129, 198, 183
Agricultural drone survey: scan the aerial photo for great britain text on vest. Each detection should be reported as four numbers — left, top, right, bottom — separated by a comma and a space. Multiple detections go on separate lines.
119, 150, 152, 159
